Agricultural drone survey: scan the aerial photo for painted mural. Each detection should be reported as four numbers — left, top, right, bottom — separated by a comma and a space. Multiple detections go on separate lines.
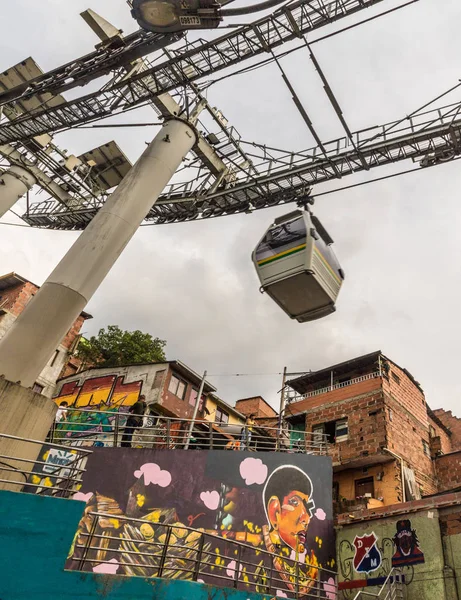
53, 374, 143, 445
68, 449, 336, 598
23, 444, 83, 496
338, 519, 425, 597
391, 520, 425, 567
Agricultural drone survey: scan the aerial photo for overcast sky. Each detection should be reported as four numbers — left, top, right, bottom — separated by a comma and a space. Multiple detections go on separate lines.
1, 0, 461, 415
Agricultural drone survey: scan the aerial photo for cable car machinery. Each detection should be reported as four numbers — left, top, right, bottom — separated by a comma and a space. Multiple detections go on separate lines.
1, 0, 461, 320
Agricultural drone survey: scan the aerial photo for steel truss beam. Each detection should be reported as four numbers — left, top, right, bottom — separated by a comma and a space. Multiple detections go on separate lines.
0, 0, 388, 145
22, 100, 461, 229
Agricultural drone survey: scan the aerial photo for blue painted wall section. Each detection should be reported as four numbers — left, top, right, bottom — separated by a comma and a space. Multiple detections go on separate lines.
0, 490, 271, 600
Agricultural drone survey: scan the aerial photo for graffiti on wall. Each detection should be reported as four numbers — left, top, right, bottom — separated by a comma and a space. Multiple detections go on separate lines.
392, 519, 425, 567
338, 519, 425, 597
353, 533, 382, 573
68, 449, 336, 597
53, 374, 143, 442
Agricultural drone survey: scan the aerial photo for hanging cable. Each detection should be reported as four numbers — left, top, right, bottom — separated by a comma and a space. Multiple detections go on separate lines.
220, 0, 288, 16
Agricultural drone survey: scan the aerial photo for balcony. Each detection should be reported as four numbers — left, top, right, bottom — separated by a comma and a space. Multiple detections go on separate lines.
285, 372, 382, 413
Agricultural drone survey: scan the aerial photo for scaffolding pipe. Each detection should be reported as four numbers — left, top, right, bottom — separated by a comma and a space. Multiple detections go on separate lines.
0, 118, 197, 387
0, 166, 36, 218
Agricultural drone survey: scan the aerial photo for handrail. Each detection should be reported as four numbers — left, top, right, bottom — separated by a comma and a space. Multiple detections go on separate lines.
287, 372, 381, 404
352, 568, 405, 599
74, 510, 337, 598
0, 432, 92, 498
48, 411, 330, 454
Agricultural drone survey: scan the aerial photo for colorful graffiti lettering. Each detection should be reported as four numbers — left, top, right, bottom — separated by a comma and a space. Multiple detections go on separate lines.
66, 449, 336, 597
55, 375, 143, 409
53, 374, 143, 442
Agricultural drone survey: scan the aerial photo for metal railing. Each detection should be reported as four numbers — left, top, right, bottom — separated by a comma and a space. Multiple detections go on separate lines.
352, 569, 405, 600
0, 432, 92, 497
48, 410, 329, 455
286, 372, 381, 405
75, 511, 337, 598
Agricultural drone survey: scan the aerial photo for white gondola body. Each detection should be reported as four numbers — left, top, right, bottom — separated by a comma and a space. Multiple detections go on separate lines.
252, 210, 344, 322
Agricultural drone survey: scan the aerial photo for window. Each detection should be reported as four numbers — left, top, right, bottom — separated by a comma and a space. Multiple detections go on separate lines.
32, 383, 44, 394
314, 418, 348, 443
335, 419, 348, 442
215, 407, 229, 424
189, 388, 198, 406
391, 372, 401, 385
388, 408, 393, 422
422, 439, 430, 457
168, 375, 187, 399
189, 388, 205, 411
355, 476, 374, 498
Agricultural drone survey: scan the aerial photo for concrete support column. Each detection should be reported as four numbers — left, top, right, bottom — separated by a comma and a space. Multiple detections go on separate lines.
0, 379, 57, 491
0, 165, 36, 218
0, 118, 197, 387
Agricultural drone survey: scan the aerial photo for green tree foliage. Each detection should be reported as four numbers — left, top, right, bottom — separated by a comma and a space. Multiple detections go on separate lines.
78, 325, 166, 368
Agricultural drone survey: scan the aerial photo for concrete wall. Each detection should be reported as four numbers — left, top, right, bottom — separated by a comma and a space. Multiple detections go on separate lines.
0, 489, 272, 600
0, 379, 56, 490
336, 493, 461, 600
336, 509, 447, 599
67, 447, 336, 597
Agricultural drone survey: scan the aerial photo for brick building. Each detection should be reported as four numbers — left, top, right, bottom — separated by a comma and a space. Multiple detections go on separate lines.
0, 272, 91, 397
284, 351, 460, 514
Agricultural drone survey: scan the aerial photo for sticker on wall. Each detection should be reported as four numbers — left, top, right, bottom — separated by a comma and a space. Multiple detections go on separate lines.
391, 519, 425, 566
353, 532, 382, 573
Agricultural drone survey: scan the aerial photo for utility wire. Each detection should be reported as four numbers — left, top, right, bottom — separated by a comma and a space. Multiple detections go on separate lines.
204, 0, 421, 88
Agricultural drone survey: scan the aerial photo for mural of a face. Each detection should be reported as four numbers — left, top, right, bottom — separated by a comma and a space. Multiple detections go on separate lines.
264, 465, 315, 553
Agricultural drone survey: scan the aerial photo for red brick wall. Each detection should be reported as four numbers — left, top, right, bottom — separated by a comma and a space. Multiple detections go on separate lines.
385, 393, 437, 495
435, 451, 461, 493
235, 397, 277, 418
303, 389, 387, 464
382, 362, 428, 425
381, 362, 438, 495
2, 281, 37, 316
1, 281, 85, 350
61, 316, 86, 351
288, 376, 383, 415
440, 507, 461, 536
433, 409, 461, 451
428, 413, 452, 456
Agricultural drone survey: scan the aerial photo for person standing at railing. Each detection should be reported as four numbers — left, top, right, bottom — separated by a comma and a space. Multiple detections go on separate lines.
121, 395, 146, 448
240, 414, 256, 450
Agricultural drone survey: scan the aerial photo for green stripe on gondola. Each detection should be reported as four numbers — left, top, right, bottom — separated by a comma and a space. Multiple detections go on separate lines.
258, 243, 306, 266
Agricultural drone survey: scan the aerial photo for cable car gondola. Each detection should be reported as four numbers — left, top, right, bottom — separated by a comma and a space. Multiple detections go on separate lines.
252, 209, 344, 322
